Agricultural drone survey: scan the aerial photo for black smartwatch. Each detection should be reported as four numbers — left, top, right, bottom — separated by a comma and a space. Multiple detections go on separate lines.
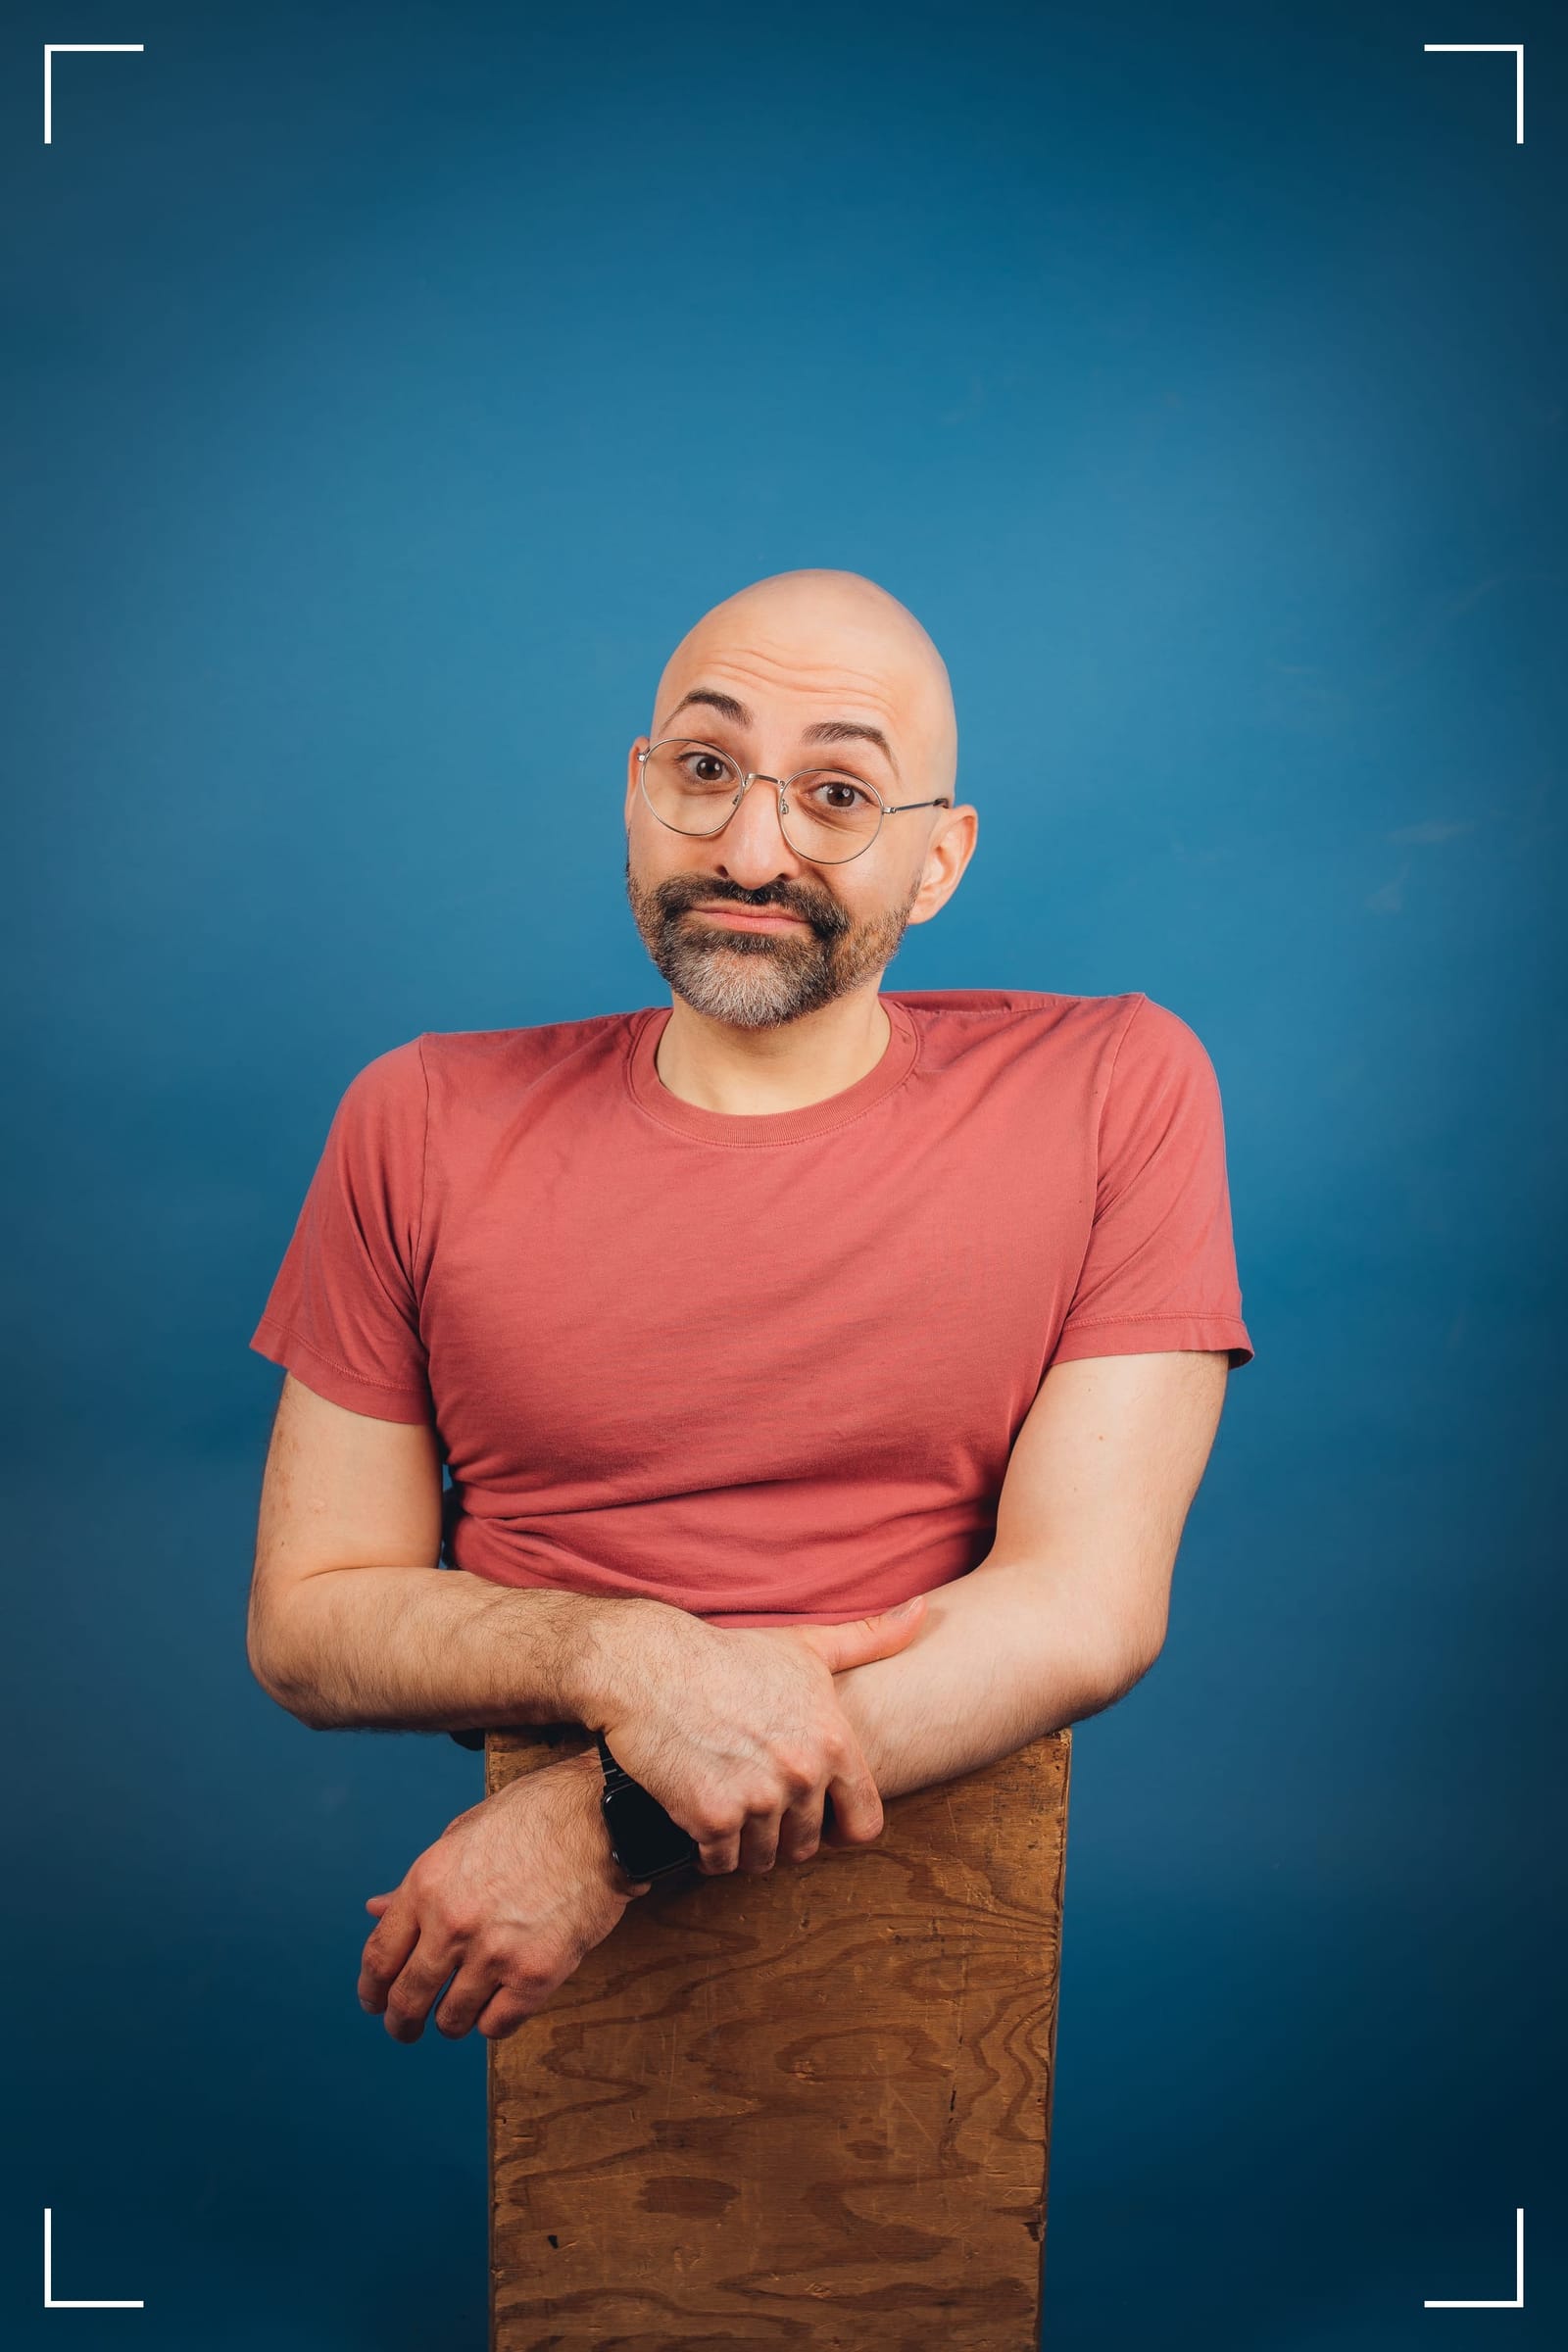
594, 1732, 700, 1882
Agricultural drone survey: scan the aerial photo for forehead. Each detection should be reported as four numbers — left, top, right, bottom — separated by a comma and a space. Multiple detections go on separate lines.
655, 626, 931, 745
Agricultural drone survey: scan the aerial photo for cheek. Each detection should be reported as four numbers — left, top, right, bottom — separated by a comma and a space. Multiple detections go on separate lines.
829, 880, 898, 927
625, 831, 688, 898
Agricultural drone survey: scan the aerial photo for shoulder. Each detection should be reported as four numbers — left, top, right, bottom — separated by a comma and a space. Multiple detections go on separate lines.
1105, 994, 1221, 1085
892, 984, 1201, 1076
1095, 996, 1232, 1167
411, 1008, 646, 1115
311, 1041, 431, 1197
328, 1035, 430, 1131
892, 989, 1231, 1139
1104, 1002, 1241, 1109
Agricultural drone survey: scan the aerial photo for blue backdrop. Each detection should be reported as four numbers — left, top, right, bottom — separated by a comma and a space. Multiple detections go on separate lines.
4, 2, 1563, 2344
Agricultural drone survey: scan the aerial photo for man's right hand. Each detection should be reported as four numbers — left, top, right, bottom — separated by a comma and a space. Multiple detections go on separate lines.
588, 1594, 928, 1877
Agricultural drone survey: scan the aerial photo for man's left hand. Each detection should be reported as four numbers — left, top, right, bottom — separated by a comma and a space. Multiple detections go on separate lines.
357, 1748, 650, 2043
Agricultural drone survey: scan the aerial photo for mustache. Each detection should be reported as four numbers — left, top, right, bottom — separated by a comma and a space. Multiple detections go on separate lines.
659, 879, 846, 933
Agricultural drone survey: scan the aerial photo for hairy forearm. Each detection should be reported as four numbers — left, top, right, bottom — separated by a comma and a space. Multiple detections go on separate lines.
829, 1555, 1148, 1804
248, 1561, 656, 1735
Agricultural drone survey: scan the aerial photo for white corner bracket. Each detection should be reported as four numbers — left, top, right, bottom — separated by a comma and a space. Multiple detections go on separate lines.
1423, 42, 1525, 144
42, 2207, 146, 2311
1423, 2205, 1525, 2311
42, 42, 145, 146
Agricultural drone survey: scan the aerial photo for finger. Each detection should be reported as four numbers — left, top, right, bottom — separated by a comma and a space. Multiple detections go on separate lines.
465, 1949, 574, 2039
697, 1827, 742, 1876
358, 1892, 420, 2012
776, 1785, 829, 1867
382, 1937, 461, 2044
825, 1756, 885, 1846
737, 1808, 783, 1875
474, 1988, 535, 2040
365, 1893, 393, 1918
795, 1594, 926, 1673
433, 1956, 505, 2041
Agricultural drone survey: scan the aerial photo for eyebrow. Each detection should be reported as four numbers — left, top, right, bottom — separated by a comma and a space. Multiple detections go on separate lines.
660, 687, 901, 778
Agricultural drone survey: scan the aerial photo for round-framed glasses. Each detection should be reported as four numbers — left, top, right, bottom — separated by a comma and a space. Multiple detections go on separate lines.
637, 738, 953, 866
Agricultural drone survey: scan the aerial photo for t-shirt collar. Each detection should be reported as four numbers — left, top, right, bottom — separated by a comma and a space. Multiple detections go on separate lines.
625, 994, 918, 1146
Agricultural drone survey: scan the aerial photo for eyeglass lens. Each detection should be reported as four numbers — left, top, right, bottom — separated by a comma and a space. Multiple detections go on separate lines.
643, 740, 882, 864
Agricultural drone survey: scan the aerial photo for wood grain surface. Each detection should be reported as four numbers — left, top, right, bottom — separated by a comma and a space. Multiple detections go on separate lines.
487, 1725, 1070, 2352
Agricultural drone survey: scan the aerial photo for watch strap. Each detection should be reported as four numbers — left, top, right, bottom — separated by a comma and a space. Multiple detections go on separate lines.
594, 1731, 699, 1878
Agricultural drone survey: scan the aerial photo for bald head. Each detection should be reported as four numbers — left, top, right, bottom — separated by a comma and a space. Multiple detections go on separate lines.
650, 569, 957, 801
626, 568, 974, 1032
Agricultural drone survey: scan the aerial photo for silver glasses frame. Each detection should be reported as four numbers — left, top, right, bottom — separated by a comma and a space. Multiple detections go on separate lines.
637, 738, 953, 866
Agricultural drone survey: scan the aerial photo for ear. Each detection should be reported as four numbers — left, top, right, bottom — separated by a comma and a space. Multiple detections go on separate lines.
906, 802, 979, 927
625, 736, 649, 832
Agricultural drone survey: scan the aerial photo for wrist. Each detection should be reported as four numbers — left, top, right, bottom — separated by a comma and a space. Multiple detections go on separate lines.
562, 1595, 670, 1728
555, 1743, 653, 1901
828, 1667, 897, 1803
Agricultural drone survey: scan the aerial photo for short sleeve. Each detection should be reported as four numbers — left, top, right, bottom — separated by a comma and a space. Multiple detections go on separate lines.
248, 1038, 435, 1422
1050, 997, 1254, 1372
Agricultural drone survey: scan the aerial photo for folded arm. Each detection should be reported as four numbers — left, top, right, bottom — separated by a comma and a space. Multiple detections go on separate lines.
826, 1347, 1233, 1806
246, 1375, 924, 1829
251, 1345, 1229, 1795
346, 1346, 1231, 2044
247, 1371, 617, 1733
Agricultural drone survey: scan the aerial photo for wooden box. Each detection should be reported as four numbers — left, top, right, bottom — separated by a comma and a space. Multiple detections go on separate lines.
487, 1725, 1071, 2352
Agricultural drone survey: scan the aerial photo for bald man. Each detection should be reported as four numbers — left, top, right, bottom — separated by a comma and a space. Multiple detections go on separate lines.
247, 568, 1253, 2045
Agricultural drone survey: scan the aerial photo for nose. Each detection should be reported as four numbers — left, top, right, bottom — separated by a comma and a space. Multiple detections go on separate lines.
709, 774, 806, 886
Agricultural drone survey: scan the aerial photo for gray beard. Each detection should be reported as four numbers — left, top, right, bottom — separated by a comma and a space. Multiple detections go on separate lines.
625, 861, 918, 1031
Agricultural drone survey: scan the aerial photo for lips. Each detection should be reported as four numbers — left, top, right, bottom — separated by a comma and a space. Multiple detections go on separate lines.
688, 904, 809, 929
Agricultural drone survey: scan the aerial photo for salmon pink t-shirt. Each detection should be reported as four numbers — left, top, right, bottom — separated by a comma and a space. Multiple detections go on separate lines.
249, 989, 1253, 1627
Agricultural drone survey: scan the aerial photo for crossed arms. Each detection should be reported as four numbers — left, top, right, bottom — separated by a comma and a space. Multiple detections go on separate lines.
248, 1348, 1230, 2041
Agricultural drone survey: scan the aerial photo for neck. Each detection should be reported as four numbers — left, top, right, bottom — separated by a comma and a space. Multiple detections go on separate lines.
653, 988, 893, 1116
